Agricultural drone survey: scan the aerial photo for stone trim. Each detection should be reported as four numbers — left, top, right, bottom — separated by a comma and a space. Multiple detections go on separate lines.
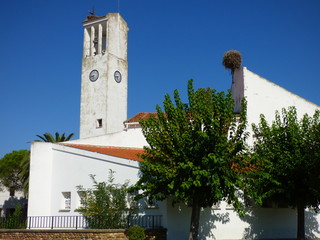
0, 228, 167, 240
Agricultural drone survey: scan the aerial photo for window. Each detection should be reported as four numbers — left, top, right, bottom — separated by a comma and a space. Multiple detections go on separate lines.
96, 119, 103, 128
225, 203, 234, 210
212, 202, 221, 210
9, 187, 15, 197
61, 192, 71, 210
145, 197, 158, 209
77, 191, 86, 208
84, 22, 107, 57
127, 191, 138, 209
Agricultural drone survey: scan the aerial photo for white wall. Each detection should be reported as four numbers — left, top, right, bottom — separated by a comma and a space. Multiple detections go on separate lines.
28, 142, 140, 217
165, 201, 320, 240
28, 140, 166, 231
70, 127, 147, 148
28, 142, 54, 216
232, 67, 320, 145
233, 67, 320, 125
0, 189, 26, 217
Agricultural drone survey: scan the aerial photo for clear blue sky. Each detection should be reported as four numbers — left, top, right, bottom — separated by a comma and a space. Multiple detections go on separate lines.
1, 0, 319, 158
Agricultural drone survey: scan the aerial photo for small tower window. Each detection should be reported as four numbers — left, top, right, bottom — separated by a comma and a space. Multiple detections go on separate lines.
96, 119, 103, 128
102, 22, 107, 53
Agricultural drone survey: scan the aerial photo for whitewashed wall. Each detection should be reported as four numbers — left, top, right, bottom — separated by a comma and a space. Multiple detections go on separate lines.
27, 139, 165, 221
0, 189, 26, 217
70, 127, 147, 148
233, 67, 320, 127
28, 142, 140, 217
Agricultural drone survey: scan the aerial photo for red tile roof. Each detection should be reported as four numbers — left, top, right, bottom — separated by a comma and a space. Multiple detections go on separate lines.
124, 112, 157, 123
60, 143, 144, 162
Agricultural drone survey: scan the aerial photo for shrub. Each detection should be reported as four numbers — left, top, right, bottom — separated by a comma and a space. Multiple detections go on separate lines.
1, 204, 26, 229
126, 225, 146, 240
76, 170, 136, 229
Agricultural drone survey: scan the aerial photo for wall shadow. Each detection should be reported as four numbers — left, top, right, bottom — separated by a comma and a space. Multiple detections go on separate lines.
241, 207, 320, 239
3, 196, 28, 217
305, 210, 320, 238
199, 209, 230, 239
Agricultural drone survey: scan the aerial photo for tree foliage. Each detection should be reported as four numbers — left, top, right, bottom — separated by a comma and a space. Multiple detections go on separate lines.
0, 204, 26, 229
132, 79, 248, 240
251, 107, 320, 239
0, 150, 30, 195
19, 152, 30, 195
35, 132, 74, 142
76, 170, 135, 229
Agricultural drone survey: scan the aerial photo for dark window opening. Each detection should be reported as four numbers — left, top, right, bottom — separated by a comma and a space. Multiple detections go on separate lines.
97, 119, 103, 128
9, 187, 15, 197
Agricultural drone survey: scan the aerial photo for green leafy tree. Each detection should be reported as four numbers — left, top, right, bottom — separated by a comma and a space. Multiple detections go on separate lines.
132, 79, 248, 240
35, 132, 74, 142
76, 170, 135, 229
0, 150, 30, 196
251, 107, 320, 240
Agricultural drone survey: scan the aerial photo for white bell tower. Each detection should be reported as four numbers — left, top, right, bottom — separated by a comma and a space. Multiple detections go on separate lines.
80, 13, 129, 139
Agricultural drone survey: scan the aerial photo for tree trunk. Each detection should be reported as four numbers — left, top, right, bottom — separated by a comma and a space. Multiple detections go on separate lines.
297, 202, 305, 240
188, 197, 201, 240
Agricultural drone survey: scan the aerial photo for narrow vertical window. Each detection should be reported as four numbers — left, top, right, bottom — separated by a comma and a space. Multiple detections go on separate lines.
9, 187, 15, 197
77, 191, 86, 208
62, 192, 71, 210
96, 119, 103, 128
102, 22, 107, 54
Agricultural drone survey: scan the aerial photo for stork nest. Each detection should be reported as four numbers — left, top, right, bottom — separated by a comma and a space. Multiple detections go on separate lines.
222, 50, 242, 71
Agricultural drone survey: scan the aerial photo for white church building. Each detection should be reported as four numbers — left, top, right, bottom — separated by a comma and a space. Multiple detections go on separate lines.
27, 13, 320, 239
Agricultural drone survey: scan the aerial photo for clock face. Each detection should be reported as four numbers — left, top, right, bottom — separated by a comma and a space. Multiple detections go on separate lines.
89, 69, 99, 82
114, 71, 122, 83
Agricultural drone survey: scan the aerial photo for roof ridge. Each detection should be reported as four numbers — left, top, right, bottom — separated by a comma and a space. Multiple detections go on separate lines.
59, 143, 143, 150
57, 143, 144, 162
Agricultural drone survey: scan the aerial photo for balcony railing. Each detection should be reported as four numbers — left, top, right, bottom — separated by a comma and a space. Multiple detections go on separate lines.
25, 215, 162, 229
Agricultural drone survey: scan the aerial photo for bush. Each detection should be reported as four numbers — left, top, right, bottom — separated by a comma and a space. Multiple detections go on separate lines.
0, 204, 26, 229
76, 170, 136, 229
126, 225, 146, 240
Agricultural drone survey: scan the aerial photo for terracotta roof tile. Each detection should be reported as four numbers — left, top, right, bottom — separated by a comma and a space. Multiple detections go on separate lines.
60, 143, 144, 162
124, 112, 157, 123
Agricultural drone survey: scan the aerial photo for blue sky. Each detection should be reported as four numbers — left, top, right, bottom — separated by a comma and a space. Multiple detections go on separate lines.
1, 0, 319, 158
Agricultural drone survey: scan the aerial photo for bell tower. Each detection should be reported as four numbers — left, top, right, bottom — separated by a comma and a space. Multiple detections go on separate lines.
80, 13, 129, 139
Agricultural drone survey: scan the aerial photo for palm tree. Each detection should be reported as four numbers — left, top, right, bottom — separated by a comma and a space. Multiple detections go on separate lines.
19, 151, 30, 196
35, 132, 74, 142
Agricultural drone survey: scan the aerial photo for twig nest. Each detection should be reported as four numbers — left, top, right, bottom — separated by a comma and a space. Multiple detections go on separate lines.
222, 50, 242, 71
